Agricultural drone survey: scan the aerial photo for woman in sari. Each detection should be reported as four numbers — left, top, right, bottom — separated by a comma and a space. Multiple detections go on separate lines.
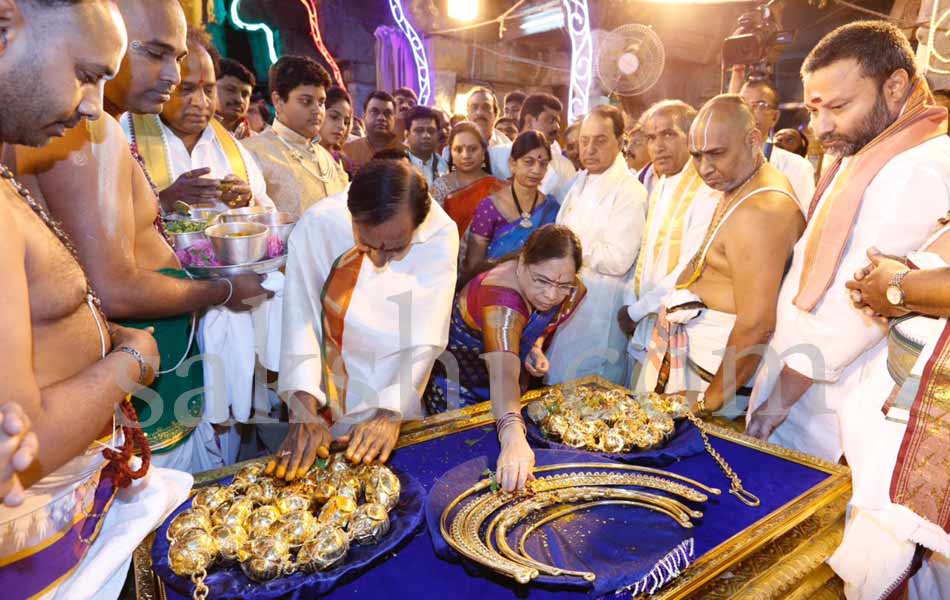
431, 121, 507, 238
319, 86, 356, 177
463, 131, 560, 283
425, 225, 586, 491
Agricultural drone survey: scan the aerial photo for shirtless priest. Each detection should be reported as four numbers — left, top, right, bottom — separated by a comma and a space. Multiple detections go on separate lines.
270, 160, 458, 480
0, 1, 189, 597
639, 95, 804, 415
11, 0, 271, 474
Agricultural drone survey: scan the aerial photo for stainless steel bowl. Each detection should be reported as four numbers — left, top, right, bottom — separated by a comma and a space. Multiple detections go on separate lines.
249, 211, 297, 244
188, 207, 223, 222
168, 230, 207, 252
205, 222, 268, 265
218, 206, 271, 224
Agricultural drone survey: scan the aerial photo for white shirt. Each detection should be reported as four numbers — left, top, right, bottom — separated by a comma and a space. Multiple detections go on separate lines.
546, 154, 647, 384
489, 128, 510, 148
408, 151, 449, 186
489, 140, 577, 203
769, 145, 815, 215
748, 135, 950, 461
277, 192, 459, 431
153, 118, 274, 212
623, 167, 718, 323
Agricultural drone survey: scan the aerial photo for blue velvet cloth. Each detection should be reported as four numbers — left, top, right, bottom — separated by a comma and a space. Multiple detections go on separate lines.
152, 468, 426, 599
524, 412, 706, 466
425, 449, 698, 596
163, 426, 830, 599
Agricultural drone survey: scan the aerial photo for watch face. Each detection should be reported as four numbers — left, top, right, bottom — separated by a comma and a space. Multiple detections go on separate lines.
886, 286, 903, 306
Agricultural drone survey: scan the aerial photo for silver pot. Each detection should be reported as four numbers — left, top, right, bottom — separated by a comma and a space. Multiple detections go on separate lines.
218, 206, 271, 224
249, 211, 297, 245
205, 222, 268, 265
188, 207, 223, 222
168, 229, 207, 252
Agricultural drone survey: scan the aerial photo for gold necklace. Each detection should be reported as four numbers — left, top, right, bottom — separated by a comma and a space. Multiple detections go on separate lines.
274, 131, 334, 183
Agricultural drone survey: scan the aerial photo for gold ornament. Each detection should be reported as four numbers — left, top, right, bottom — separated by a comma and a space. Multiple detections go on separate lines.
168, 528, 216, 577
192, 486, 234, 514
276, 493, 312, 515
211, 524, 249, 562
333, 473, 362, 501
167, 508, 212, 542
297, 526, 349, 572
364, 467, 401, 511
212, 496, 254, 529
272, 509, 319, 547
317, 495, 357, 528
348, 503, 390, 545
245, 505, 282, 537
245, 479, 280, 505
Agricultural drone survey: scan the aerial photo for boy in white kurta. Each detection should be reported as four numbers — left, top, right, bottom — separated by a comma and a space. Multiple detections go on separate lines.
547, 105, 647, 384
272, 160, 458, 479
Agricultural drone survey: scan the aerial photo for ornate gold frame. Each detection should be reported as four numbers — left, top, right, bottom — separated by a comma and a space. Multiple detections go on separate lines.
133, 376, 850, 599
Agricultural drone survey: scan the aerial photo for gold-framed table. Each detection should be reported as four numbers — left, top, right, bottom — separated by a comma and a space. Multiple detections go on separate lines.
133, 376, 850, 599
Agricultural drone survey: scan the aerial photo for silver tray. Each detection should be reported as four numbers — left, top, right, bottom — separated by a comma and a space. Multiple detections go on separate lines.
184, 254, 287, 278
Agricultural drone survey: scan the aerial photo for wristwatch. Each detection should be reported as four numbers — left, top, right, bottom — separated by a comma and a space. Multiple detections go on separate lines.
886, 269, 911, 307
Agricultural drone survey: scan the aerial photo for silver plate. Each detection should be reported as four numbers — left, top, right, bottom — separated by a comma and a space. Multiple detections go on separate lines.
184, 254, 287, 278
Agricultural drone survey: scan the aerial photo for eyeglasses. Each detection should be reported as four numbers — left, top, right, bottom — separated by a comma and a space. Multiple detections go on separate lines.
528, 267, 577, 295
748, 101, 778, 111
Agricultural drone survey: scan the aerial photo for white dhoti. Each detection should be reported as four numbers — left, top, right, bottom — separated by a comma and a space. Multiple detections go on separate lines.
638, 291, 748, 416
0, 439, 191, 600
829, 315, 950, 600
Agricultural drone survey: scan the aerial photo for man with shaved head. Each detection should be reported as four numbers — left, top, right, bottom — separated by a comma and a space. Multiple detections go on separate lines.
0, 2, 192, 596
14, 0, 270, 476
618, 100, 718, 385
743, 22, 950, 599
740, 80, 815, 212
639, 94, 804, 417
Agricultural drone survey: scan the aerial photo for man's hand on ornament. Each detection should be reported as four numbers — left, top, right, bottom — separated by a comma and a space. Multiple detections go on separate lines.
338, 409, 401, 465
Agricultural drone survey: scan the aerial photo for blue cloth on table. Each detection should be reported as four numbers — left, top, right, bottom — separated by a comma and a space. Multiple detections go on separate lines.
524, 413, 706, 466
151, 467, 426, 599
425, 449, 698, 596
163, 426, 832, 600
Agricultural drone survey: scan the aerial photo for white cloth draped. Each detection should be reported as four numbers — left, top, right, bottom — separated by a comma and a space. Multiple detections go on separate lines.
277, 192, 458, 436
546, 154, 647, 384
198, 272, 284, 425
622, 168, 718, 366
747, 135, 950, 462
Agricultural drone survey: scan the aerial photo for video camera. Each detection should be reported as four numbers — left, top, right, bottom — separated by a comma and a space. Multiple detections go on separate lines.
722, 0, 795, 79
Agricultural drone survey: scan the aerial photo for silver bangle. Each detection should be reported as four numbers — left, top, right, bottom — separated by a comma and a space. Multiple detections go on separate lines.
217, 278, 234, 307
116, 346, 148, 385
496, 411, 526, 441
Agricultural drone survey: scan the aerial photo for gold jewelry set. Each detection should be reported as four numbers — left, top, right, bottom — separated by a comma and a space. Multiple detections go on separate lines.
166, 454, 400, 598
527, 386, 689, 453
440, 463, 720, 584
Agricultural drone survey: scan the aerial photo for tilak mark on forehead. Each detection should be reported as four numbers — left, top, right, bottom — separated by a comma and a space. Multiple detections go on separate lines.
691, 106, 718, 152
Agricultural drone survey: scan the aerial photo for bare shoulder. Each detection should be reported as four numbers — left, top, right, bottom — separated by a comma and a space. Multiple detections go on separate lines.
16, 116, 131, 176
727, 188, 804, 245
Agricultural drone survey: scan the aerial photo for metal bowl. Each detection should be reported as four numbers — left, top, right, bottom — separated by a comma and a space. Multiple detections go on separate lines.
205, 222, 268, 265
218, 206, 271, 224
168, 229, 207, 252
249, 211, 297, 244
188, 207, 223, 222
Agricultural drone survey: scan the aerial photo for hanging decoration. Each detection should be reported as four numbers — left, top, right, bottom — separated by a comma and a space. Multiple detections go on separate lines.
388, 0, 432, 105
230, 0, 279, 65
560, 0, 593, 123
299, 0, 347, 89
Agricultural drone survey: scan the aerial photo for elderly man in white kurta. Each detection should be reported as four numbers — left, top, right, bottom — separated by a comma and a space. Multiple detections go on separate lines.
746, 21, 950, 464
271, 160, 458, 480
546, 105, 647, 384
618, 101, 718, 383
